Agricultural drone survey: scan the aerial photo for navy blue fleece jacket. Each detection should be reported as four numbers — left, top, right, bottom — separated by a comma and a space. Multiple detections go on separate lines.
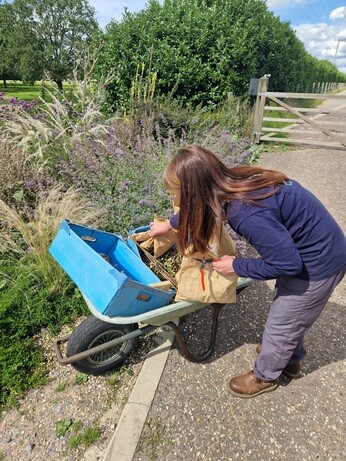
169, 180, 346, 281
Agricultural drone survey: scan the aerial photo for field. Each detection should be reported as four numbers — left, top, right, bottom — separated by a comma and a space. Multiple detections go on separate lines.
0, 81, 70, 101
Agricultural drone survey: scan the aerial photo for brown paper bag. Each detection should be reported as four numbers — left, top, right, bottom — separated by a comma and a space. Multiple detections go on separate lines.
174, 225, 238, 303
130, 217, 177, 257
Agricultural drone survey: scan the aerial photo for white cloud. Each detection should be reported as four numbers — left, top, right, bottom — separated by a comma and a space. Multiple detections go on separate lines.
294, 23, 346, 72
294, 7, 346, 74
337, 29, 346, 40
330, 7, 346, 20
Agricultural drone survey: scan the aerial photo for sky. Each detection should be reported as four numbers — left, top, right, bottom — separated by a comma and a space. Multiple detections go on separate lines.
89, 0, 346, 74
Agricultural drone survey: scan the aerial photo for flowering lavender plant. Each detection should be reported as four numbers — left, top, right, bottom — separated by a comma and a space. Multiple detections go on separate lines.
53, 99, 253, 236
0, 94, 39, 123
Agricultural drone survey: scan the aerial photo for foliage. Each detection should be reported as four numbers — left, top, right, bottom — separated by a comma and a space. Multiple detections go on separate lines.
0, 137, 32, 208
0, 152, 103, 409
67, 422, 102, 449
0, 185, 104, 285
0, 257, 89, 408
55, 98, 252, 234
96, 0, 346, 111
0, 0, 99, 88
0, 3, 21, 84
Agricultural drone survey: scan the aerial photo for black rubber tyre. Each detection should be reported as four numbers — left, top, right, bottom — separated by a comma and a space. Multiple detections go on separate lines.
66, 316, 138, 375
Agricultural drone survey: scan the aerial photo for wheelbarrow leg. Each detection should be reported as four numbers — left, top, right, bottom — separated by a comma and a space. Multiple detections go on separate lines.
165, 303, 225, 362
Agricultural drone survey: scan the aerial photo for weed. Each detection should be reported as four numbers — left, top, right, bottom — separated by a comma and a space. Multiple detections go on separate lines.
105, 370, 122, 388
137, 418, 173, 460
67, 422, 102, 449
55, 383, 66, 392
55, 419, 74, 438
246, 144, 267, 164
121, 365, 134, 376
75, 373, 88, 385
0, 452, 5, 461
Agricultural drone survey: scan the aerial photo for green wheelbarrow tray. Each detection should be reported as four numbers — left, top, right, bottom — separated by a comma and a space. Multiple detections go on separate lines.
54, 277, 252, 369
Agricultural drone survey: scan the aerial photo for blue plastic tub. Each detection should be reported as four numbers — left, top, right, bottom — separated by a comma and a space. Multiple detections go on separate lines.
49, 220, 175, 317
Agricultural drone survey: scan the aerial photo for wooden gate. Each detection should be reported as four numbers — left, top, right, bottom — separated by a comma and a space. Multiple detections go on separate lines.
251, 76, 346, 150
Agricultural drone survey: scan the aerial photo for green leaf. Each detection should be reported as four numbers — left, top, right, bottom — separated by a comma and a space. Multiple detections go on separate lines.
12, 189, 24, 202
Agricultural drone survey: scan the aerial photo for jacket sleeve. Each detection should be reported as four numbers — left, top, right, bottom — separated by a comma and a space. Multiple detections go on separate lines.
169, 213, 180, 229
231, 209, 304, 280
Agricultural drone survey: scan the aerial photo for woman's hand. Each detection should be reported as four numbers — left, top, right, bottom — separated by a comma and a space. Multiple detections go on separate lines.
211, 255, 237, 276
149, 220, 173, 237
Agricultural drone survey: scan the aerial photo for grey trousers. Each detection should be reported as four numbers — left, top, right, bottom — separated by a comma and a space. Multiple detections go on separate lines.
253, 268, 345, 381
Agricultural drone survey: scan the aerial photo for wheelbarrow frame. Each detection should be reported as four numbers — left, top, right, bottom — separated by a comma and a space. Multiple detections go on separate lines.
54, 277, 252, 366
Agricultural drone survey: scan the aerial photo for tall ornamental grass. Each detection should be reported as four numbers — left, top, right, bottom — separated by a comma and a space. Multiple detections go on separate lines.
1, 73, 111, 161
0, 186, 104, 286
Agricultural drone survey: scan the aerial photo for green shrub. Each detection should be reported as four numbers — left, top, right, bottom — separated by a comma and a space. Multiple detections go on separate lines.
0, 256, 89, 409
96, 0, 346, 111
0, 338, 45, 408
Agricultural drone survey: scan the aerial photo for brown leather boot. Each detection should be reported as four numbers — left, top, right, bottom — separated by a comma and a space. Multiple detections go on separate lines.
255, 345, 301, 378
228, 371, 278, 398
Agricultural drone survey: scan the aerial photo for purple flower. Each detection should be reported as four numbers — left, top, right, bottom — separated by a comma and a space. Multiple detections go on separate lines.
139, 199, 156, 209
119, 179, 130, 192
114, 147, 125, 158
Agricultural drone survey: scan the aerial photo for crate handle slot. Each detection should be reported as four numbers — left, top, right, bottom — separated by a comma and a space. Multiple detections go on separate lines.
81, 235, 97, 242
137, 294, 151, 302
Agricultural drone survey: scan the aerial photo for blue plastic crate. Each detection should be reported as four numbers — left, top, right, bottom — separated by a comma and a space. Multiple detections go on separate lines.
49, 220, 175, 317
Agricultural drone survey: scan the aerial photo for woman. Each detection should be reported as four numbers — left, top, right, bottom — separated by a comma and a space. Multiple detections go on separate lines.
150, 145, 346, 398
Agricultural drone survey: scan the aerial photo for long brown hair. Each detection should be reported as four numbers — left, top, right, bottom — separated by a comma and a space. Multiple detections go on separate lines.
164, 145, 288, 255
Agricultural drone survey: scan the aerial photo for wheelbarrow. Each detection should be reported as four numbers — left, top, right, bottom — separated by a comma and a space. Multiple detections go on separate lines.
49, 220, 252, 375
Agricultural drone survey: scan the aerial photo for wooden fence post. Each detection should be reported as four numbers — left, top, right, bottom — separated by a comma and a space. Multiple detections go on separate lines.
251, 75, 270, 144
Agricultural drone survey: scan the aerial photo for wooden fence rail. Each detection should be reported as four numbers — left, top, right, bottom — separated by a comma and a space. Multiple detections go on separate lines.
251, 76, 346, 150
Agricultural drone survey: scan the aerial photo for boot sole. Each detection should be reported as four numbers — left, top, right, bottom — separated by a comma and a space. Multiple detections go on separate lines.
227, 382, 278, 399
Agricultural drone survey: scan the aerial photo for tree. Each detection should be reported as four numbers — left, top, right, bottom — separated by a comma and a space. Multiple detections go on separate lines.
3, 0, 99, 89
0, 3, 21, 85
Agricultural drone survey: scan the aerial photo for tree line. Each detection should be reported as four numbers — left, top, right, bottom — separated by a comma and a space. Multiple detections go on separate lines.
1, 0, 345, 108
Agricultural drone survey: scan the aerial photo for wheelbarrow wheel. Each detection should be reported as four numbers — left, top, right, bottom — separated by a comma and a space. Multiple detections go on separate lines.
66, 316, 138, 375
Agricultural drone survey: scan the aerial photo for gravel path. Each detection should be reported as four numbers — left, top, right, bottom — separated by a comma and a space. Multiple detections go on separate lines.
0, 325, 154, 461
